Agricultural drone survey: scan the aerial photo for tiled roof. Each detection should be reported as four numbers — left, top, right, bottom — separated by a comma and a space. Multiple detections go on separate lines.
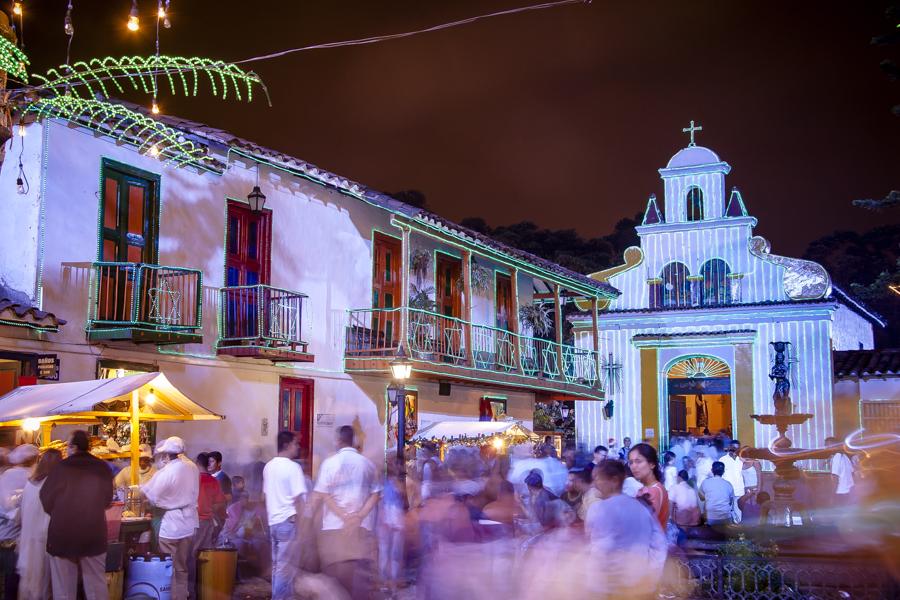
631, 329, 756, 340
110, 102, 615, 297
831, 286, 886, 327
414, 212, 618, 296
833, 349, 900, 378
0, 299, 66, 331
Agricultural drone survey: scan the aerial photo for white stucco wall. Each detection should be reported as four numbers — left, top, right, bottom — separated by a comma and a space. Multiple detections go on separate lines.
0, 124, 44, 304
832, 303, 875, 351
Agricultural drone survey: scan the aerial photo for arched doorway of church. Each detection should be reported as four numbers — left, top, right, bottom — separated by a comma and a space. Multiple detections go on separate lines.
666, 355, 732, 440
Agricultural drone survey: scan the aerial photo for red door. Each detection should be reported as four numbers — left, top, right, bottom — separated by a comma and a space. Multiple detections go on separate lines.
224, 201, 272, 339
372, 233, 401, 350
278, 378, 313, 461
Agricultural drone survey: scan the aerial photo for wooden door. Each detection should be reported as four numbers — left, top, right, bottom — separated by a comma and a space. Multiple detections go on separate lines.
101, 166, 158, 265
98, 165, 159, 322
224, 201, 272, 339
225, 201, 272, 288
278, 378, 313, 461
372, 233, 401, 349
495, 273, 514, 330
436, 254, 462, 318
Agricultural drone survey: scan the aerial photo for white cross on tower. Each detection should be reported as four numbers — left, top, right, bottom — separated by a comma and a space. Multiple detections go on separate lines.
682, 120, 702, 147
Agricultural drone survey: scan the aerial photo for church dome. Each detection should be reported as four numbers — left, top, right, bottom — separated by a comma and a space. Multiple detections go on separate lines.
666, 146, 721, 169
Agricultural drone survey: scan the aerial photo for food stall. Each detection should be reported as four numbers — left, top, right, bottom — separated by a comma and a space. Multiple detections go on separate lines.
0, 371, 222, 483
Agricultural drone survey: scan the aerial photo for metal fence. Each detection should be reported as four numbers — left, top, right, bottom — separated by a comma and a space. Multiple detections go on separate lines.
664, 554, 897, 600
218, 285, 307, 348
89, 262, 202, 331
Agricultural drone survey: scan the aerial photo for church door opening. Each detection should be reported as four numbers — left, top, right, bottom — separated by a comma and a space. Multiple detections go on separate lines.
666, 356, 732, 440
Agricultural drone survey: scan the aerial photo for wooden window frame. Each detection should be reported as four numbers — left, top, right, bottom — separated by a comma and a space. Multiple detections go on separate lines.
98, 159, 161, 264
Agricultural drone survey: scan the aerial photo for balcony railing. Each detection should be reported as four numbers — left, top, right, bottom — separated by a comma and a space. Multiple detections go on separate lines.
216, 285, 311, 361
87, 262, 202, 343
346, 307, 600, 390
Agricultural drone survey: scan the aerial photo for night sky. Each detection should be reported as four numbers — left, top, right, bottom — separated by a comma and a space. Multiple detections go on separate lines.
19, 1, 900, 259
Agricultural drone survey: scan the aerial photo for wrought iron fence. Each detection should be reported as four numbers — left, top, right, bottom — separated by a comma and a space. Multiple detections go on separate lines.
664, 554, 897, 600
218, 285, 307, 348
345, 307, 600, 389
88, 262, 202, 331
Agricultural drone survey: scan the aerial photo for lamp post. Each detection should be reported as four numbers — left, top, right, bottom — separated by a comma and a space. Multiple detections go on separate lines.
388, 345, 413, 479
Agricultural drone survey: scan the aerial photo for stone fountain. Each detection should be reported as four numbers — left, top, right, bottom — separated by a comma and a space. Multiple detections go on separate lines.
743, 341, 837, 526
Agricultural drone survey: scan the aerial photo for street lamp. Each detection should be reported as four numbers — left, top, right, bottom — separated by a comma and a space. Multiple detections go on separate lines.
388, 345, 413, 477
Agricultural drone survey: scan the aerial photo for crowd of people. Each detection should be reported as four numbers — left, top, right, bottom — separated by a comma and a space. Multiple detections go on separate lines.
0, 425, 865, 600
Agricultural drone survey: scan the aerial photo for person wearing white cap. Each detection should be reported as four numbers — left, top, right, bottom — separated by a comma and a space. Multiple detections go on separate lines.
113, 444, 156, 489
0, 443, 39, 599
140, 436, 199, 600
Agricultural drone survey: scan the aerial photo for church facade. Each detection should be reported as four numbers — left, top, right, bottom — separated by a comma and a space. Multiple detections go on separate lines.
573, 129, 883, 457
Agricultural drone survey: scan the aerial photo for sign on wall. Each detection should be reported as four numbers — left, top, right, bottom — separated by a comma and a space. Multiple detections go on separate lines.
36, 355, 59, 381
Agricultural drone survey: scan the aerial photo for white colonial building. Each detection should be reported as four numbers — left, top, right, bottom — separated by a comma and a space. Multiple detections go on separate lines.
572, 131, 884, 457
0, 106, 614, 472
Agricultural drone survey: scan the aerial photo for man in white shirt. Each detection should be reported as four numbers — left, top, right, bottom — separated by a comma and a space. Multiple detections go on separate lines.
825, 437, 854, 505
141, 437, 199, 600
719, 440, 745, 522
263, 431, 307, 600
314, 426, 381, 599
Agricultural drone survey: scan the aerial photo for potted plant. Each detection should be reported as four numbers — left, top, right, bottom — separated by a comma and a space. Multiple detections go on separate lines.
518, 303, 553, 376
408, 284, 437, 359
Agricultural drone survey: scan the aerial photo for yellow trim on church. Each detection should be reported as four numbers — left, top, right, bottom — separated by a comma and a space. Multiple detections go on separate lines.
574, 246, 644, 311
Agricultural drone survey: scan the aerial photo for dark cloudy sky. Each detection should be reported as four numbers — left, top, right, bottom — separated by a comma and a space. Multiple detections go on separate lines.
21, 0, 899, 258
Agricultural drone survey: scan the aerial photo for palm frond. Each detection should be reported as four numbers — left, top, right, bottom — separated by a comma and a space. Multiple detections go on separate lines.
0, 36, 29, 82
25, 96, 216, 169
31, 55, 269, 105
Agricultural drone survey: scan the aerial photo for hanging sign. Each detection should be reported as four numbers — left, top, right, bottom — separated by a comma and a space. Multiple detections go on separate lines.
36, 355, 60, 381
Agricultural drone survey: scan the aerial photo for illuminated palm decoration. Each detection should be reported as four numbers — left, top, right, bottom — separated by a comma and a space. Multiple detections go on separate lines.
2, 38, 267, 169
668, 356, 730, 379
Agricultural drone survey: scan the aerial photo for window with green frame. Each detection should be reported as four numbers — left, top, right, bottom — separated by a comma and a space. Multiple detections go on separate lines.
99, 160, 161, 264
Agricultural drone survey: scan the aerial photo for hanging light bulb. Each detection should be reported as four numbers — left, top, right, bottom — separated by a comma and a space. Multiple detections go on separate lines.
127, 1, 139, 31
156, 3, 165, 18
12, 2, 22, 17
17, 123, 25, 137
148, 144, 160, 158
151, 100, 160, 114
16, 159, 27, 195
162, 0, 170, 27
64, 1, 74, 36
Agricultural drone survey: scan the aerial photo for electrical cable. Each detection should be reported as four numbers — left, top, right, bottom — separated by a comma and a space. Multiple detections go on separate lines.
233, 0, 590, 65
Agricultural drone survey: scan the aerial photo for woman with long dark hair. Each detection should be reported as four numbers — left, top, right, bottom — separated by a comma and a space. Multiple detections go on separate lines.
628, 443, 670, 529
17, 449, 63, 600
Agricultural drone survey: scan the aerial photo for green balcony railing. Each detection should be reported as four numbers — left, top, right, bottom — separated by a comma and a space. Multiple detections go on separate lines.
87, 262, 202, 334
345, 307, 600, 389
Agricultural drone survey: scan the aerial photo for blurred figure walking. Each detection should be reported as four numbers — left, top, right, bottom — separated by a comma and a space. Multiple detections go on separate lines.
263, 431, 307, 600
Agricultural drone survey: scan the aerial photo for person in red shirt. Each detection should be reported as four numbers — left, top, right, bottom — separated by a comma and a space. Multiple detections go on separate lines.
191, 452, 225, 596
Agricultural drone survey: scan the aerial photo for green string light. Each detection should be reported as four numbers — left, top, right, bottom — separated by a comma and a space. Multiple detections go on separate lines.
26, 96, 217, 169
31, 55, 268, 105
0, 35, 29, 81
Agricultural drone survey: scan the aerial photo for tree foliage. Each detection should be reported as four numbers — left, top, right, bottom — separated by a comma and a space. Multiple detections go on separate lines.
803, 224, 900, 346
459, 213, 642, 275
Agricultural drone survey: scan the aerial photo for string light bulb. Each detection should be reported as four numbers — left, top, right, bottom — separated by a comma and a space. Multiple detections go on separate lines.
161, 0, 170, 28
64, 1, 74, 36
16, 176, 25, 195
157, 3, 165, 18
148, 144, 160, 158
17, 123, 25, 137
146, 389, 156, 404
127, 1, 139, 31
12, 2, 22, 17
21, 418, 40, 433
151, 100, 160, 114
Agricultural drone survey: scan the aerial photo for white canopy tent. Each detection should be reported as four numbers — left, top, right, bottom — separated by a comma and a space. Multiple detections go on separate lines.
0, 372, 222, 483
411, 420, 540, 448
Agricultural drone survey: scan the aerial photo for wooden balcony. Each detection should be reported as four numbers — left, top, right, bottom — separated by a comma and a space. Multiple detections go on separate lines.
345, 308, 604, 400
87, 262, 203, 344
216, 285, 313, 362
